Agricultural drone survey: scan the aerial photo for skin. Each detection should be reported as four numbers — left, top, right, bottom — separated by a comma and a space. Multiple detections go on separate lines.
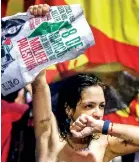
30, 5, 139, 162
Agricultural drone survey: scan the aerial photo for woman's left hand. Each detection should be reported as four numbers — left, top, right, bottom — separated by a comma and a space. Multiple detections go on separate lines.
70, 114, 104, 138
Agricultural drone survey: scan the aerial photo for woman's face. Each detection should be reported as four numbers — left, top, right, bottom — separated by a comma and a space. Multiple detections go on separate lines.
72, 85, 105, 120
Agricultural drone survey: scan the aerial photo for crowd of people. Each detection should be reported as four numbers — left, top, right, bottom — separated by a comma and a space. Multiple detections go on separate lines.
1, 3, 139, 162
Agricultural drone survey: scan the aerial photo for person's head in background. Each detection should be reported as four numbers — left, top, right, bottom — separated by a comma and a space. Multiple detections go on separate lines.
55, 73, 106, 140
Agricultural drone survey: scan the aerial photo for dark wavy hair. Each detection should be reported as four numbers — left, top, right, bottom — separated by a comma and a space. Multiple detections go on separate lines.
55, 73, 106, 140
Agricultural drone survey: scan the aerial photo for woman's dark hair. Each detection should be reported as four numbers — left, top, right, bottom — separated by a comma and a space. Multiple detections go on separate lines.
55, 73, 106, 140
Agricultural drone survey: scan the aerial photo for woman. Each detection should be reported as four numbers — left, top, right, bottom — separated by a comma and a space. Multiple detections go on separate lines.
32, 70, 139, 162
30, 4, 139, 162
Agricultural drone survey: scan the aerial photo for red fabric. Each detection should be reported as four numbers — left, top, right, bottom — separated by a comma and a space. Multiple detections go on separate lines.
35, 0, 46, 5
1, 100, 28, 162
45, 0, 66, 6
104, 113, 139, 126
24, 0, 36, 11
1, 0, 9, 17
86, 27, 139, 73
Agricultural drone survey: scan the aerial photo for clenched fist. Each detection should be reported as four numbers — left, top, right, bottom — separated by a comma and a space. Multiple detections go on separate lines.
70, 114, 104, 138
28, 4, 50, 16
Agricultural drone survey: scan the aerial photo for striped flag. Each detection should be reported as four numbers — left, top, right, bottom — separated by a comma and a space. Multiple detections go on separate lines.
43, 0, 139, 84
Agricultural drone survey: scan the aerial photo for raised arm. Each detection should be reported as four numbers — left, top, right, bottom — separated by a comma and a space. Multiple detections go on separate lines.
32, 70, 61, 161
29, 5, 61, 161
32, 70, 52, 161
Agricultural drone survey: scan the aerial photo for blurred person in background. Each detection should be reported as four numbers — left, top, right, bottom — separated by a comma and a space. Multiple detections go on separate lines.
1, 84, 33, 161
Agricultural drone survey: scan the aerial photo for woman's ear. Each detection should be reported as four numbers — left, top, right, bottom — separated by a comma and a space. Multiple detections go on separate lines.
65, 105, 73, 118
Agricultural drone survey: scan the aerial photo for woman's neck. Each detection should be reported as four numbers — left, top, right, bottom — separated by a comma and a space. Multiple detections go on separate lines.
66, 135, 92, 151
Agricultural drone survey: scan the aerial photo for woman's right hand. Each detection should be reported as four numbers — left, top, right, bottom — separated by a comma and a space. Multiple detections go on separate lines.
28, 4, 50, 16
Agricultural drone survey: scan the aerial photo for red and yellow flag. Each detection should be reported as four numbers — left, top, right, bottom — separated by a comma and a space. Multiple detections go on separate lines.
104, 94, 139, 126
39, 0, 139, 83
1, 3, 139, 161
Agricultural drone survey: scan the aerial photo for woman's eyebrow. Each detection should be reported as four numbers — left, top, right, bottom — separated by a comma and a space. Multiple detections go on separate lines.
81, 101, 96, 104
100, 102, 106, 104
81, 101, 106, 105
